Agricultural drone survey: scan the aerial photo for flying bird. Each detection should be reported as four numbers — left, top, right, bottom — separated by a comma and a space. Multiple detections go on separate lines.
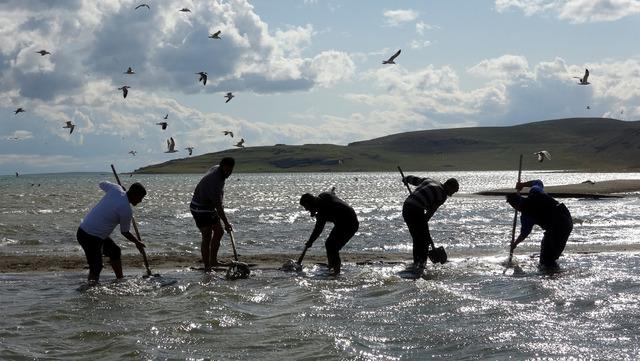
156, 121, 168, 130
163, 114, 168, 119
222, 130, 234, 137
185, 147, 194, 156
15, 172, 19, 177
129, 150, 137, 156
36, 50, 50, 56
118, 85, 130, 98
534, 150, 551, 162
165, 137, 178, 153
224, 92, 234, 103
63, 121, 75, 134
196, 72, 208, 86
124, 67, 135, 74
135, 4, 150, 10
209, 30, 221, 39
14, 108, 25, 115
586, 105, 591, 110
382, 49, 401, 64
574, 68, 590, 85
234, 138, 245, 148
179, 8, 191, 12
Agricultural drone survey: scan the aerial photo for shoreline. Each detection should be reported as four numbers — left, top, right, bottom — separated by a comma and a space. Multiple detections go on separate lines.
3, 243, 640, 273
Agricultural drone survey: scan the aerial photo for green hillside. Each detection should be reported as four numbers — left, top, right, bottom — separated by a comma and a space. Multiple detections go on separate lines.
134, 118, 640, 173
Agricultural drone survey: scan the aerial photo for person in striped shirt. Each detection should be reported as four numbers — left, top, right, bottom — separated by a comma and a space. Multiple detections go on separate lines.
402, 175, 459, 267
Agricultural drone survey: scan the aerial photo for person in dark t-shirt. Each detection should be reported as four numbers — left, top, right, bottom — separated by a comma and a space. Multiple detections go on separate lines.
506, 179, 573, 268
299, 190, 359, 275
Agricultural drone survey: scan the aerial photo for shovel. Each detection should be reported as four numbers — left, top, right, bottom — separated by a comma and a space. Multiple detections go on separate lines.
226, 231, 251, 279
281, 245, 309, 272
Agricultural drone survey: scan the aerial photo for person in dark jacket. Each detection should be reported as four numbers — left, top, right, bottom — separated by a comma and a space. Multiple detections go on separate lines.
299, 190, 359, 275
506, 179, 573, 268
402, 175, 459, 268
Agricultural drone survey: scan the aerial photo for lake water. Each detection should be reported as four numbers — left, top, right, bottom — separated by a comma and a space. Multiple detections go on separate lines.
1, 171, 640, 360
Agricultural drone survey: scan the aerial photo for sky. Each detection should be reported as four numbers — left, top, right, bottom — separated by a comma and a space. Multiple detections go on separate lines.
1, 0, 640, 174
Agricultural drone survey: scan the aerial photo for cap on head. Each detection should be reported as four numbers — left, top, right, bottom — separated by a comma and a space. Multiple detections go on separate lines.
444, 178, 459, 194
128, 182, 146, 197
219, 157, 235, 167
299, 193, 315, 207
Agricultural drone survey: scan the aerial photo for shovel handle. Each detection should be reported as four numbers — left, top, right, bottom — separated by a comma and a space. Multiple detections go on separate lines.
229, 231, 239, 261
297, 245, 309, 265
111, 164, 151, 276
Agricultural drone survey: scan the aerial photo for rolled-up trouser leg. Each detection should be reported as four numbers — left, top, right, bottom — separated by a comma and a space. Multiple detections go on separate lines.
403, 202, 429, 264
540, 204, 573, 267
325, 221, 358, 271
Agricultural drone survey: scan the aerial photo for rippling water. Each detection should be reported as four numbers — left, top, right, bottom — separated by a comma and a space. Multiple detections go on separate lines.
1, 171, 640, 359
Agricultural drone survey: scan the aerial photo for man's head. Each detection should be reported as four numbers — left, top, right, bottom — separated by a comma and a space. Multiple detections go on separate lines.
299, 193, 318, 216
127, 182, 146, 206
219, 157, 235, 179
443, 178, 459, 196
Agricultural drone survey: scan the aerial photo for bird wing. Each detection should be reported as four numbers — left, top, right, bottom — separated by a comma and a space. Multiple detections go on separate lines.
389, 49, 401, 61
170, 137, 175, 148
213, 30, 221, 37
583, 69, 589, 82
542, 151, 551, 160
70, 125, 75, 134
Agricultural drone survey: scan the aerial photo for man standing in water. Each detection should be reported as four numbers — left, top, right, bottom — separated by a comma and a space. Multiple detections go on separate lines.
77, 181, 147, 283
190, 157, 235, 272
402, 175, 459, 268
299, 189, 359, 275
507, 179, 573, 268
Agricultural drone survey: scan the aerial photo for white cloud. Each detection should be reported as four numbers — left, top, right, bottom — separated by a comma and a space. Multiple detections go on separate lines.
383, 9, 419, 26
467, 54, 531, 79
495, 0, 640, 23
409, 40, 432, 50
4, 130, 33, 140
415, 21, 434, 35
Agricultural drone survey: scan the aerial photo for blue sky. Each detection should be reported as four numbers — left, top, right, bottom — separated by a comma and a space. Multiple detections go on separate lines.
1, 0, 639, 174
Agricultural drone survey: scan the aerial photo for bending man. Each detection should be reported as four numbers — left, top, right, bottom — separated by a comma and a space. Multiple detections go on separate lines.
190, 157, 235, 272
77, 181, 147, 283
299, 190, 359, 275
506, 179, 573, 268
402, 175, 459, 268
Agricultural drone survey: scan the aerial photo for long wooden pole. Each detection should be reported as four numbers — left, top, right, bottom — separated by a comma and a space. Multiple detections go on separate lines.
110, 164, 152, 276
507, 154, 524, 264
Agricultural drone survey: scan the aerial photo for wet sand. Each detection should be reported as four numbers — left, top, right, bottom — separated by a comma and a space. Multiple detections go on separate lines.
478, 179, 640, 198
3, 243, 640, 273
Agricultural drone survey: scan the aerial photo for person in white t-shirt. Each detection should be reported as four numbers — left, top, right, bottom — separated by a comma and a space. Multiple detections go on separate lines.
77, 181, 147, 282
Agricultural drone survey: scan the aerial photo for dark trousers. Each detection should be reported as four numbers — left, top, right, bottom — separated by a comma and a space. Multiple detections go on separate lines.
402, 202, 433, 264
540, 204, 573, 267
76, 227, 121, 278
325, 221, 359, 269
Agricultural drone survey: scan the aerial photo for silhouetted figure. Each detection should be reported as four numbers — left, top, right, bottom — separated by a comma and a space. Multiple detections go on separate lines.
299, 190, 359, 275
118, 86, 130, 98
402, 175, 459, 267
506, 180, 573, 268
190, 158, 235, 272
77, 182, 146, 282
196, 72, 207, 85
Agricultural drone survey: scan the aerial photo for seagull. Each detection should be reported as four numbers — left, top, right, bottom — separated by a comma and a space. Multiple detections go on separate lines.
574, 68, 590, 85
185, 147, 194, 156
124, 67, 135, 74
135, 3, 150, 10
156, 121, 168, 130
234, 138, 245, 148
222, 130, 234, 137
382, 49, 401, 64
129, 150, 137, 156
586, 105, 591, 110
63, 121, 75, 134
196, 72, 207, 86
14, 108, 25, 115
224, 92, 234, 103
163, 113, 168, 119
165, 137, 178, 153
209, 30, 221, 39
36, 50, 51, 56
179, 8, 191, 12
534, 150, 551, 162
118, 85, 130, 98
15, 172, 19, 177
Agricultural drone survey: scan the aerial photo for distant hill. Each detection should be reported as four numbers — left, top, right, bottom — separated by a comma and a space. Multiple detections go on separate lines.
134, 118, 640, 173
